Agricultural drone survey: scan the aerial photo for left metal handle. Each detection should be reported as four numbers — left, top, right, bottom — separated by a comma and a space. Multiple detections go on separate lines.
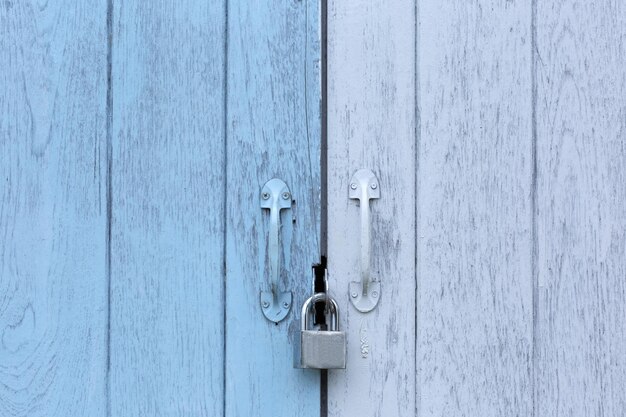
260, 178, 292, 323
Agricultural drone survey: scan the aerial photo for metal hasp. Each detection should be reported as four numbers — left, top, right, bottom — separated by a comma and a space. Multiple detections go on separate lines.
348, 169, 381, 313
260, 178, 293, 323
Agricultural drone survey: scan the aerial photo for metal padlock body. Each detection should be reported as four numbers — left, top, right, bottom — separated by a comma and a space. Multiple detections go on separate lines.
298, 293, 346, 369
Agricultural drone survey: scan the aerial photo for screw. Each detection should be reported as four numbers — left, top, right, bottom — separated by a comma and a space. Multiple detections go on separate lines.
372, 291, 378, 298
350, 183, 357, 190
370, 183, 378, 190
351, 292, 358, 298
282, 301, 290, 308
262, 301, 270, 308
282, 192, 290, 200
262, 192, 270, 200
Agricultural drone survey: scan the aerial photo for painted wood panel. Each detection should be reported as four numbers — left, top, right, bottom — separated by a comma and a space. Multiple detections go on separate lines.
0, 1, 108, 416
109, 2, 226, 415
417, 1, 534, 416
225, 0, 322, 416
535, 2, 626, 416
326, 0, 417, 416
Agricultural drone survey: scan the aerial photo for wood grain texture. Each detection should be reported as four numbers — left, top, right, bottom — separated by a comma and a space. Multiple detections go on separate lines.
109, 2, 226, 415
0, 1, 108, 416
326, 0, 417, 416
535, 2, 626, 416
417, 1, 533, 416
225, 0, 322, 416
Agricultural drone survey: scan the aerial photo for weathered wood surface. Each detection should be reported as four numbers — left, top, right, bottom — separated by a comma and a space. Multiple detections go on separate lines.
4, 1, 626, 415
535, 2, 626, 416
0, 1, 108, 416
225, 0, 322, 416
109, 2, 226, 415
326, 0, 417, 416
417, 1, 534, 416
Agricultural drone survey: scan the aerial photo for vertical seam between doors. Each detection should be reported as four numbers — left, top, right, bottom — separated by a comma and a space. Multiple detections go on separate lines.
319, 1, 329, 416
320, 0, 328, 259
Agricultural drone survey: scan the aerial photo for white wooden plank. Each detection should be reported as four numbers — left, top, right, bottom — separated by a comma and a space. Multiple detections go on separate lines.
225, 0, 322, 415
0, 1, 108, 416
535, 2, 626, 416
418, 1, 534, 416
326, 0, 417, 415
109, 2, 226, 415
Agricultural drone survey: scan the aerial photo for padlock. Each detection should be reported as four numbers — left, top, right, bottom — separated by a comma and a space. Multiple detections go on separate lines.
295, 293, 346, 369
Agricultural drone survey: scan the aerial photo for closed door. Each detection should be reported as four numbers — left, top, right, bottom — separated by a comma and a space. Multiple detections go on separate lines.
2, 1, 626, 417
326, 1, 626, 417
2, 1, 322, 416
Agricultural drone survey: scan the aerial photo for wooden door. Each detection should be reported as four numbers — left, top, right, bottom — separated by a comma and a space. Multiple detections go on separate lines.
3, 1, 626, 417
1, 1, 321, 416
327, 1, 626, 417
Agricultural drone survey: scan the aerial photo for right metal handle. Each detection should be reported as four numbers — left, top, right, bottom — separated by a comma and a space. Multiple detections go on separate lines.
348, 169, 380, 312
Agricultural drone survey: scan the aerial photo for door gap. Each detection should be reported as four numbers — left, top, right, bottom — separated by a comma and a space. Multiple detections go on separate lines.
319, 0, 328, 415
312, 257, 328, 417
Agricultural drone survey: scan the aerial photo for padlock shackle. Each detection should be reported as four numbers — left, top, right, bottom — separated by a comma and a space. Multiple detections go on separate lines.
301, 293, 339, 331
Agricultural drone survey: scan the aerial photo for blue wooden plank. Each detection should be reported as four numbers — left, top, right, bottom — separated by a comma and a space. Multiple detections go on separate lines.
0, 1, 108, 416
226, 0, 322, 415
109, 2, 226, 415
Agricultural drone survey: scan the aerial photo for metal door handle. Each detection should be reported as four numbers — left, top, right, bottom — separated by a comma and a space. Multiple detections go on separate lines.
348, 169, 380, 312
260, 178, 292, 322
